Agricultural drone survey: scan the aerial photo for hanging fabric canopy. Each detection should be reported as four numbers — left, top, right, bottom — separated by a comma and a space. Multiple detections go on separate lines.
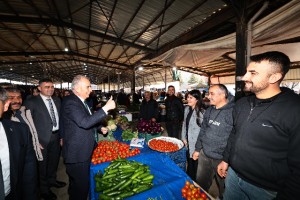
149, 0, 300, 68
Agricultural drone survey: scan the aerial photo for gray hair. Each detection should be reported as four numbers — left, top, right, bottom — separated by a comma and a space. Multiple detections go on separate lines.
0, 88, 8, 102
71, 75, 89, 90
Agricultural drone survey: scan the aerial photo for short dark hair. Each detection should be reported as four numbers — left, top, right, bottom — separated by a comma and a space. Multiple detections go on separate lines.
39, 78, 53, 85
5, 87, 21, 94
250, 51, 290, 77
168, 85, 175, 89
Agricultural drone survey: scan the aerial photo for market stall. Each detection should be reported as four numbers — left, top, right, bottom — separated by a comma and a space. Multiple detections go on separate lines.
91, 152, 191, 200
90, 126, 214, 200
113, 127, 186, 171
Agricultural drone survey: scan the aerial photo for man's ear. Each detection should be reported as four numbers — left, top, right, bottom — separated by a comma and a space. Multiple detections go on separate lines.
73, 85, 80, 93
269, 73, 282, 84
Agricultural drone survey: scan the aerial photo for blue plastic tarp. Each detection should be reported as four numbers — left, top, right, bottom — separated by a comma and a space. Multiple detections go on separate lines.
113, 128, 187, 166
90, 152, 192, 200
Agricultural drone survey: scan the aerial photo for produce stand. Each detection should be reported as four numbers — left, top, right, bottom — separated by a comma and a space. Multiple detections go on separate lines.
90, 127, 214, 200
90, 152, 192, 200
113, 127, 186, 171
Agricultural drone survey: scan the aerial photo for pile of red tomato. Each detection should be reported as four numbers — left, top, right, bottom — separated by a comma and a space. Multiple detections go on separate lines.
148, 139, 179, 152
91, 141, 140, 165
181, 180, 209, 200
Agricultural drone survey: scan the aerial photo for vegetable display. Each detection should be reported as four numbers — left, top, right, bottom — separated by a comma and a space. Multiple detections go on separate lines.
148, 138, 180, 152
94, 158, 154, 199
98, 118, 117, 141
115, 115, 130, 130
122, 129, 138, 141
91, 141, 140, 165
137, 119, 163, 135
181, 180, 209, 200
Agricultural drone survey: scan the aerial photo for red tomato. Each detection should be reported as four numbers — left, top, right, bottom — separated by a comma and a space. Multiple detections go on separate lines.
148, 139, 179, 152
200, 193, 207, 199
91, 141, 141, 164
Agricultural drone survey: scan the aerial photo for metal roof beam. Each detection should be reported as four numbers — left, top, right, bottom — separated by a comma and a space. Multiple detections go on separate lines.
0, 51, 130, 68
115, 0, 175, 61
0, 15, 155, 53
139, 7, 234, 62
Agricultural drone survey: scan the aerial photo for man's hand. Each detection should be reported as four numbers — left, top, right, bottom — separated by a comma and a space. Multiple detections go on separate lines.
192, 151, 199, 160
102, 96, 116, 113
101, 127, 109, 135
182, 140, 187, 147
217, 161, 229, 178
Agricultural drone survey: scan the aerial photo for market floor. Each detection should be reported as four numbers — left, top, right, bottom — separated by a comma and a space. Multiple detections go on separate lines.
51, 156, 69, 200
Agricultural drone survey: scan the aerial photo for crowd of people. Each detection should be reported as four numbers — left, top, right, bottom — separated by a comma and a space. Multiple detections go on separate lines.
0, 51, 299, 200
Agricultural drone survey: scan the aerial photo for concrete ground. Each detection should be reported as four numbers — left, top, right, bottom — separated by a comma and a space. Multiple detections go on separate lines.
51, 156, 69, 200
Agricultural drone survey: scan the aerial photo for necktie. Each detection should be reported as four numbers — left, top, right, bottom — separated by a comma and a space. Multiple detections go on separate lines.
84, 101, 92, 115
47, 99, 57, 127
84, 101, 98, 142
0, 161, 5, 199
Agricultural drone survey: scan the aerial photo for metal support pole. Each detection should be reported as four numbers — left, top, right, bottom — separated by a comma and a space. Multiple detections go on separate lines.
108, 75, 110, 92
117, 73, 120, 92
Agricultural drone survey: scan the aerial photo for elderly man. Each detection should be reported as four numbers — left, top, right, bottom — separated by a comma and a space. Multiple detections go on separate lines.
4, 87, 43, 161
60, 75, 115, 200
218, 51, 300, 200
0, 88, 38, 200
192, 84, 234, 199
24, 78, 65, 200
139, 91, 159, 121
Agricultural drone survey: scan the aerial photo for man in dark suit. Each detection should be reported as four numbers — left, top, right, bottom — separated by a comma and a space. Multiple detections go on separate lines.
24, 78, 65, 200
60, 75, 115, 200
0, 88, 38, 200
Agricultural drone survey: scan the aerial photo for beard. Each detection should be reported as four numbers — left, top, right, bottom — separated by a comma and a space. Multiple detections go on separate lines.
244, 81, 269, 94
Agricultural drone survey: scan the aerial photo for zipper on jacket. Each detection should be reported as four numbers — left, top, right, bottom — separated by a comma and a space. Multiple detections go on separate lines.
247, 103, 255, 121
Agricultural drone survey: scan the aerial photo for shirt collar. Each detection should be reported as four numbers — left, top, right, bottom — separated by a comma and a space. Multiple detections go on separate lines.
40, 93, 52, 101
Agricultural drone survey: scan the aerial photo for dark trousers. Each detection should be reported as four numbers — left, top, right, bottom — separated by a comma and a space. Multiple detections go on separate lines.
166, 120, 181, 139
65, 161, 90, 200
39, 133, 60, 194
186, 151, 198, 181
196, 150, 224, 198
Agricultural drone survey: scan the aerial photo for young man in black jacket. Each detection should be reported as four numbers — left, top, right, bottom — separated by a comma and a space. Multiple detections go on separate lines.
217, 51, 300, 200
165, 85, 184, 139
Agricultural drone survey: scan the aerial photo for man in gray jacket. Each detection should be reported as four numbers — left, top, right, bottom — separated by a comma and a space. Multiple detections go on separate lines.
192, 84, 234, 199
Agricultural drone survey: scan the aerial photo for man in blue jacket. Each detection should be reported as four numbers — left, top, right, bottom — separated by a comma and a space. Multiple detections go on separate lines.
60, 75, 115, 200
218, 51, 300, 200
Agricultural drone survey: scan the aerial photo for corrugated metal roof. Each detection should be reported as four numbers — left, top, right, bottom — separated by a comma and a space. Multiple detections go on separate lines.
0, 0, 295, 86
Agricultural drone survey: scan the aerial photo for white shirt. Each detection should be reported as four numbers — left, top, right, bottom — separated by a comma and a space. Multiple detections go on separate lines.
40, 94, 59, 131
77, 96, 92, 115
0, 122, 11, 196
76, 95, 108, 115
